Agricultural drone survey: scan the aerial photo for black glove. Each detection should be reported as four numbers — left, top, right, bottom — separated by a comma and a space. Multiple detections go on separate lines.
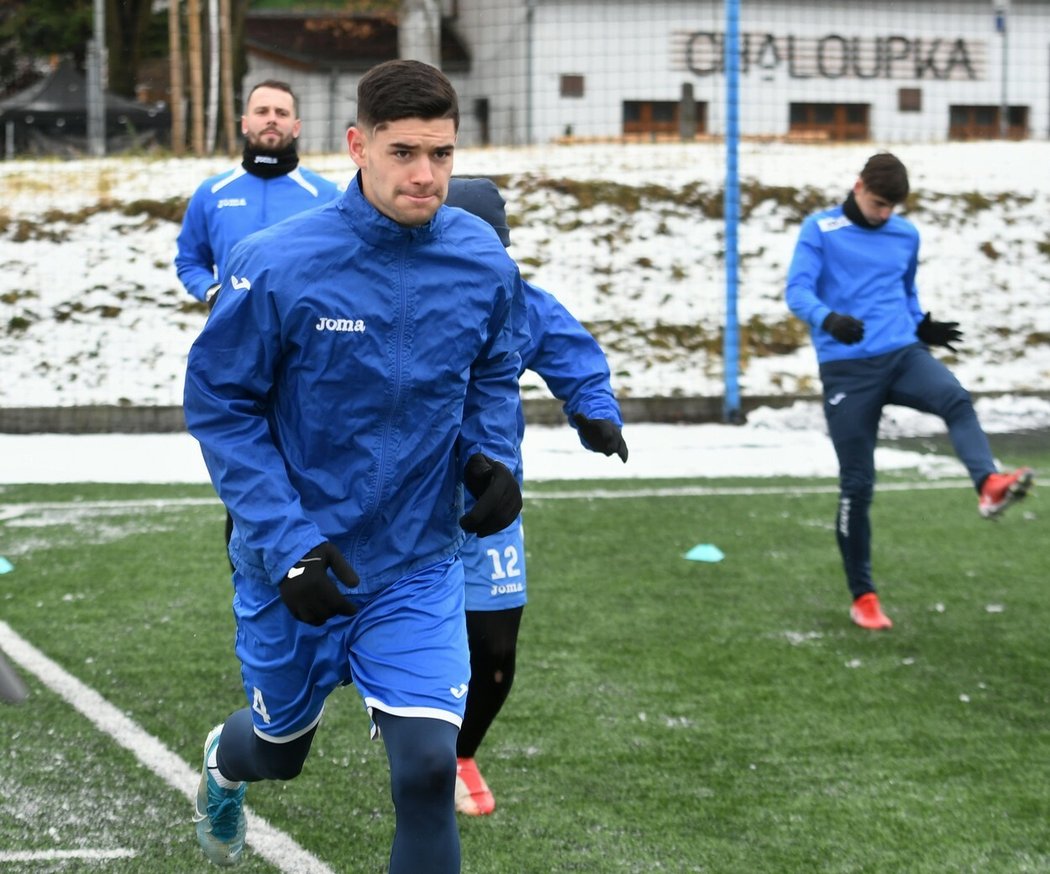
916, 312, 962, 352
279, 542, 359, 626
822, 312, 865, 345
459, 453, 522, 537
571, 413, 628, 463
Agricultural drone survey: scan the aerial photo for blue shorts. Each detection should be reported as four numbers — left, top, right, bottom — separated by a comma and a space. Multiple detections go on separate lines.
231, 555, 470, 741
459, 516, 527, 612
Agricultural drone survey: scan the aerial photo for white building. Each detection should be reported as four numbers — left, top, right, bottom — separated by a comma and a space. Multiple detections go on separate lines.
246, 1, 1049, 152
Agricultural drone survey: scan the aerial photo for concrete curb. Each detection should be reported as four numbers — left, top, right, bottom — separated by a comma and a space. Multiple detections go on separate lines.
2, 391, 1047, 434
0, 397, 808, 434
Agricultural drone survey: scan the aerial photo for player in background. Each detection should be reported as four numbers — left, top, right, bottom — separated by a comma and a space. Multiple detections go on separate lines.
444, 177, 628, 815
175, 79, 340, 306
184, 61, 528, 872
175, 80, 340, 559
786, 152, 1034, 631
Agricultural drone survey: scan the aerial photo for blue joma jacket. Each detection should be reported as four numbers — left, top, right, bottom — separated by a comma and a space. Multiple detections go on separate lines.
442, 179, 621, 478
175, 165, 340, 301
514, 281, 622, 480
785, 205, 925, 363
183, 175, 529, 594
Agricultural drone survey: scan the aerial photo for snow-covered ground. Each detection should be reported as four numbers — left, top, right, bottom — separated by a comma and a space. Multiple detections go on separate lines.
0, 140, 1047, 482
1, 139, 1048, 406
0, 394, 1044, 485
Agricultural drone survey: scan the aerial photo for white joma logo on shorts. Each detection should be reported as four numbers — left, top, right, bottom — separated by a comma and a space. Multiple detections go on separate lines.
315, 317, 367, 332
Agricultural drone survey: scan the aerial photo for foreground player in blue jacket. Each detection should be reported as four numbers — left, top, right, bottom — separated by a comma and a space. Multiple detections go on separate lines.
174, 79, 339, 304
786, 152, 1033, 631
444, 178, 627, 816
184, 61, 528, 873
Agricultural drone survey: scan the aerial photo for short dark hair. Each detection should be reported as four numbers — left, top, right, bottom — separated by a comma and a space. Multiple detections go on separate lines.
860, 152, 909, 203
356, 60, 459, 133
246, 80, 298, 117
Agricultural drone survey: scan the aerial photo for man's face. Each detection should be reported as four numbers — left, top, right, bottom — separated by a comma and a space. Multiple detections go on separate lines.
241, 87, 301, 153
852, 179, 898, 227
347, 117, 456, 226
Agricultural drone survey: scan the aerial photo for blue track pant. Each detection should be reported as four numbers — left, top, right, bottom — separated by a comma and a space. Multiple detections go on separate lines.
819, 343, 996, 599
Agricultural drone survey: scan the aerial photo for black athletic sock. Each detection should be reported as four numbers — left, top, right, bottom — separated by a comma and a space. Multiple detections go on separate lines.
457, 607, 523, 758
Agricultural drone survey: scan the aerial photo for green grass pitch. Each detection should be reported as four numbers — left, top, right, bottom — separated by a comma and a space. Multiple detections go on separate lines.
0, 439, 1045, 872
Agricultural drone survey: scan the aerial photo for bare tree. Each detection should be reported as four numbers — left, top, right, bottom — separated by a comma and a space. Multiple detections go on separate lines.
168, 0, 185, 155
219, 0, 235, 154
104, 0, 155, 97
186, 0, 205, 154
205, 0, 219, 152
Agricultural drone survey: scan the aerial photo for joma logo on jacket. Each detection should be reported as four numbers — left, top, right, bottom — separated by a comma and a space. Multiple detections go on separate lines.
315, 317, 366, 333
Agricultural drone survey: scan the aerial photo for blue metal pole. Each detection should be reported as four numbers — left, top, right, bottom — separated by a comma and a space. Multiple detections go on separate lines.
722, 0, 743, 423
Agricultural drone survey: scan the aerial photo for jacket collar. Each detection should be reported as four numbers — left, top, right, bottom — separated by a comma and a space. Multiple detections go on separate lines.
842, 190, 885, 230
337, 172, 442, 248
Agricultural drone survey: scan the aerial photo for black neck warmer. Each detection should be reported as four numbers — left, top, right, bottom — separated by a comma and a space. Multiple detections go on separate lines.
842, 190, 883, 230
242, 142, 299, 179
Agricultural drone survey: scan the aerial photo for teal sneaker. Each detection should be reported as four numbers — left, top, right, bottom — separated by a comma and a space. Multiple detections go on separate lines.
193, 724, 247, 867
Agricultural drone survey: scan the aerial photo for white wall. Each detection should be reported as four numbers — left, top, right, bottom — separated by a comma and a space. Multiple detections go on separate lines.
248, 0, 1050, 151
457, 0, 1049, 145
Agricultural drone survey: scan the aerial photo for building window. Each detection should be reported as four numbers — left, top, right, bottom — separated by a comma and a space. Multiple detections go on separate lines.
789, 103, 870, 141
622, 100, 707, 138
949, 105, 1029, 140
898, 88, 922, 113
560, 75, 584, 98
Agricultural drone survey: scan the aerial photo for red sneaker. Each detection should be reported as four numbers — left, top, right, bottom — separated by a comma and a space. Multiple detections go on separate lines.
455, 757, 495, 816
979, 468, 1034, 519
850, 593, 893, 630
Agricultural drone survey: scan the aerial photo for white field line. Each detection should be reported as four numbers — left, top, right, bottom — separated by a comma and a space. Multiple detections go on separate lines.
0, 621, 336, 874
0, 478, 975, 520
0, 850, 138, 862
0, 497, 218, 521
525, 479, 973, 499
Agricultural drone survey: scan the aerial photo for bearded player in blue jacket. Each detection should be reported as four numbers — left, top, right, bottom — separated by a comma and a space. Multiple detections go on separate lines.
176, 80, 341, 565
443, 178, 627, 816
184, 61, 528, 873
786, 152, 1033, 632
175, 79, 339, 305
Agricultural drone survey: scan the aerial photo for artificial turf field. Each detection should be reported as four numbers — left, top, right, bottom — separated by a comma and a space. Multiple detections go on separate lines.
0, 435, 1046, 873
